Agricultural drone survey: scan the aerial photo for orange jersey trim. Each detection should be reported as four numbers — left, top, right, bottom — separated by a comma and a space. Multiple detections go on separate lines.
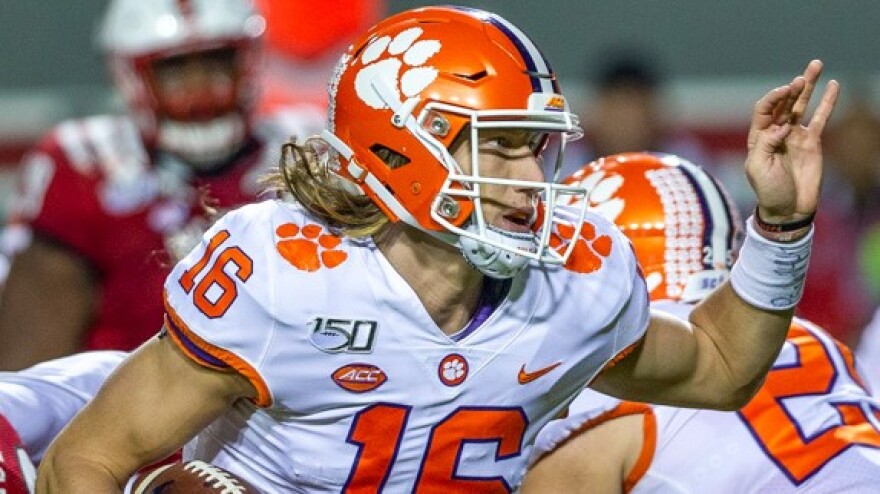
592, 337, 645, 384
623, 403, 657, 493
531, 401, 655, 474
163, 291, 273, 407
163, 315, 229, 372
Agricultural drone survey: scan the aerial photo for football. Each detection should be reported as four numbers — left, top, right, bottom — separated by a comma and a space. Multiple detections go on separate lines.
131, 460, 257, 493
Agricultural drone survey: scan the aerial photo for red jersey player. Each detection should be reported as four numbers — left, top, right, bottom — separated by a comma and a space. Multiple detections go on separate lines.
0, 0, 320, 369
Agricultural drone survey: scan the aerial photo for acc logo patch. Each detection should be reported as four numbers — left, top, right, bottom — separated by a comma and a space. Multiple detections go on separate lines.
332, 364, 387, 393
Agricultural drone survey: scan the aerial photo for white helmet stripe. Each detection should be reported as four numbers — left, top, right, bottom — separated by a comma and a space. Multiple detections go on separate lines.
677, 160, 733, 268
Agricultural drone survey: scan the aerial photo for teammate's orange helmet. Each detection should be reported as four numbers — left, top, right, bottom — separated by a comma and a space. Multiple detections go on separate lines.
565, 152, 743, 302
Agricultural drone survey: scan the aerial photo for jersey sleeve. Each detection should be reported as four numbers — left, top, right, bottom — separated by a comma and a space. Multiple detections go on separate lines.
8, 129, 103, 260
163, 202, 278, 407
603, 229, 651, 368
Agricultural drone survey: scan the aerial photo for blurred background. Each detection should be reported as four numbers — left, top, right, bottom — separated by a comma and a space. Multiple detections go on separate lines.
0, 0, 878, 342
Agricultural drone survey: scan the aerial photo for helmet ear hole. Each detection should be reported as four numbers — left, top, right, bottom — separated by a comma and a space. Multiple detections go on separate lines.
370, 144, 411, 170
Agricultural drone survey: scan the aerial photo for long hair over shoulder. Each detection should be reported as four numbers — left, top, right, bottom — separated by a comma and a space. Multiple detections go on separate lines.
262, 137, 389, 238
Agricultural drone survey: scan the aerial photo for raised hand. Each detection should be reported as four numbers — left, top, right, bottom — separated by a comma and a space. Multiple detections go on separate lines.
744, 59, 840, 225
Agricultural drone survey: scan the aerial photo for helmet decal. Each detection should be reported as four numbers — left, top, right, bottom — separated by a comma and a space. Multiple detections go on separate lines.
566, 152, 742, 302
354, 27, 441, 110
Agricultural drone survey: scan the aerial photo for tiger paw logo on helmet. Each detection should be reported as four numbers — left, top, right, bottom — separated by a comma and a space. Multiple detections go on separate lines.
570, 169, 625, 223
568, 169, 662, 289
550, 221, 613, 274
276, 223, 348, 272
353, 27, 441, 109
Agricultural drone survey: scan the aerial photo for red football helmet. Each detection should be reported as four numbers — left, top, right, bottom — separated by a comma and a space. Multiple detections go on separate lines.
97, 0, 265, 169
565, 152, 743, 302
322, 6, 587, 278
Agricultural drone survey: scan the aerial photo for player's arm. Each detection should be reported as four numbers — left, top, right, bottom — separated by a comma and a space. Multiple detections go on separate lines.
0, 136, 104, 371
35, 333, 255, 493
593, 60, 839, 410
592, 288, 789, 409
0, 235, 97, 370
521, 413, 645, 494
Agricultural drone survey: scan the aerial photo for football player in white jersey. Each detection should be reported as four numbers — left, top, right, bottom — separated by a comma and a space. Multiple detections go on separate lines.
523, 153, 880, 493
38, 6, 838, 493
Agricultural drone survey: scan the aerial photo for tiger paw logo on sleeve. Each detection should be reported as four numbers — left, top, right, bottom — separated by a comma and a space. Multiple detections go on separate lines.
550, 221, 613, 275
275, 223, 348, 272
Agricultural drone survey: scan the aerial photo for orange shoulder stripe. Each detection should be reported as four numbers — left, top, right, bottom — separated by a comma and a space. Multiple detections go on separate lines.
531, 401, 655, 477
591, 337, 645, 384
163, 291, 273, 407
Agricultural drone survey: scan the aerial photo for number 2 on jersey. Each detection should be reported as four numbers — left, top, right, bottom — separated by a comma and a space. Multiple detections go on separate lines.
178, 230, 253, 318
738, 324, 880, 485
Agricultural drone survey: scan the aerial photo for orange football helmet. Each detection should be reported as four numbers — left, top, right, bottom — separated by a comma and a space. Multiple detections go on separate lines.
322, 6, 587, 278
565, 152, 743, 302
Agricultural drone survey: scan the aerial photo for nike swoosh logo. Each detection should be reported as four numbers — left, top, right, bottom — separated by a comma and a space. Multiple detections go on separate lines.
518, 361, 562, 384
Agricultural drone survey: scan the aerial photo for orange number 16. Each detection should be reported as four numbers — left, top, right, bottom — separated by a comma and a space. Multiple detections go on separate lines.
178, 230, 253, 318
343, 404, 527, 493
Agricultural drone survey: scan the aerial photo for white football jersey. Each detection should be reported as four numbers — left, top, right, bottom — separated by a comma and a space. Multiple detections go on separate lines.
856, 307, 880, 399
0, 351, 127, 462
532, 300, 880, 493
163, 199, 649, 492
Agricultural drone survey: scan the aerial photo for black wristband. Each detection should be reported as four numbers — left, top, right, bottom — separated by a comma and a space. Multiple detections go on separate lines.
754, 208, 815, 233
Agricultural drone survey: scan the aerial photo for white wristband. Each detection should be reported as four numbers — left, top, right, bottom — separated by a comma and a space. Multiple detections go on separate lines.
730, 216, 813, 310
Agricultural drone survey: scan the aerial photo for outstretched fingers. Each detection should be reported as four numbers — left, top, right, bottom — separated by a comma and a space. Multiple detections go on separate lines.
772, 76, 806, 125
749, 85, 793, 147
805, 79, 840, 136
789, 60, 824, 124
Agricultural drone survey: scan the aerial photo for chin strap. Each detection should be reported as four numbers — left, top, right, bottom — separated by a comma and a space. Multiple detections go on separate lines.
457, 224, 535, 279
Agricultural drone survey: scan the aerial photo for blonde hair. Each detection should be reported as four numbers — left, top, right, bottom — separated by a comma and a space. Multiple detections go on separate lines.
263, 137, 390, 238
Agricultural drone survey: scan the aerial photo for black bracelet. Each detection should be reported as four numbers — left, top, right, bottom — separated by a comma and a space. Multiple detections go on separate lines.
754, 208, 815, 233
